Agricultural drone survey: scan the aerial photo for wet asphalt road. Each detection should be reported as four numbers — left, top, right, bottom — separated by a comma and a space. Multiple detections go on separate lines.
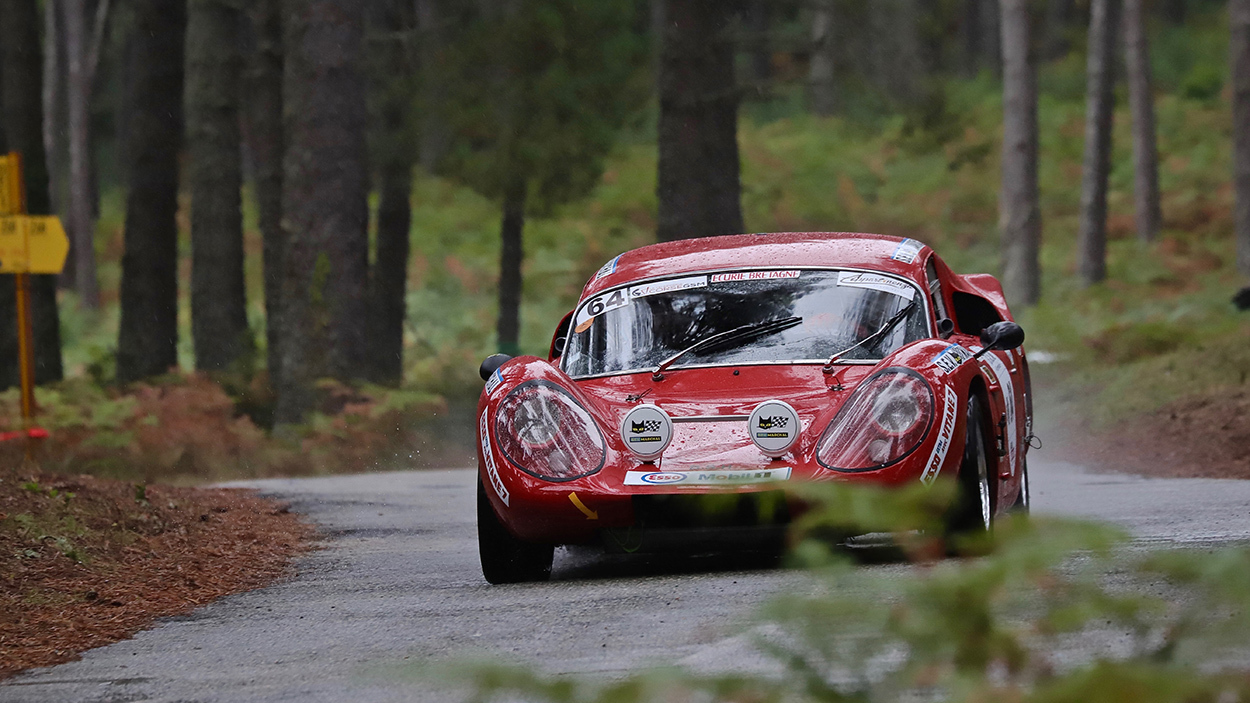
5, 455, 1250, 703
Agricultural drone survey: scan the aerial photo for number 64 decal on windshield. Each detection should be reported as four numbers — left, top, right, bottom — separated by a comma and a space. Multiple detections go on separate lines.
574, 288, 630, 331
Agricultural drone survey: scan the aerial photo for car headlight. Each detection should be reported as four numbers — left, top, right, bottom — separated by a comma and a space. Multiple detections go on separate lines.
494, 380, 606, 481
816, 368, 934, 471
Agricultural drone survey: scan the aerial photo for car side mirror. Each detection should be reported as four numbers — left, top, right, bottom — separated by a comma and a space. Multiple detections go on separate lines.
549, 310, 574, 361
973, 321, 1024, 359
480, 353, 513, 381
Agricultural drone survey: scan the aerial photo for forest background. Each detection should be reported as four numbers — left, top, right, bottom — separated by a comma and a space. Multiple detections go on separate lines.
1, 0, 1248, 483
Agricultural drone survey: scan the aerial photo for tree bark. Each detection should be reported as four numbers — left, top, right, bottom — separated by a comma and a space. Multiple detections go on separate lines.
496, 181, 525, 356
1162, 0, 1186, 24
365, 0, 414, 385
414, 0, 447, 172
187, 0, 252, 374
1, 0, 65, 388
1124, 0, 1161, 243
998, 0, 1041, 307
369, 162, 412, 384
979, 0, 1002, 77
809, 0, 836, 116
745, 0, 771, 88
656, 0, 743, 242
116, 0, 185, 383
274, 0, 369, 425
1076, 0, 1119, 286
42, 0, 67, 229
1042, 0, 1073, 61
244, 0, 285, 381
1234, 0, 1250, 276
63, 0, 104, 309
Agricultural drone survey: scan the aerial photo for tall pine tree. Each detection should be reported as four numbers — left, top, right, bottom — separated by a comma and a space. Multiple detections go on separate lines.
656, 0, 743, 242
274, 0, 369, 424
187, 0, 253, 374
998, 0, 1041, 306
117, 0, 185, 382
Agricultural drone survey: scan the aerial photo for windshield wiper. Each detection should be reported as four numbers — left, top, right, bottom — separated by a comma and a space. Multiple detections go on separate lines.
821, 301, 916, 373
652, 316, 803, 381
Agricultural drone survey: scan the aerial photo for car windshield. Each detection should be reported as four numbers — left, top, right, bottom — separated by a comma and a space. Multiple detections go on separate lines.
561, 269, 929, 378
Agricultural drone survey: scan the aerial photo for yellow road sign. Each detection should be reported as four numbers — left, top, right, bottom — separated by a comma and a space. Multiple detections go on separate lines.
0, 154, 22, 215
0, 216, 70, 274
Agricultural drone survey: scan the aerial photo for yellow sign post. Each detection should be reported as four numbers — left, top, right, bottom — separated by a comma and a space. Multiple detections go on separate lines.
1, 152, 69, 439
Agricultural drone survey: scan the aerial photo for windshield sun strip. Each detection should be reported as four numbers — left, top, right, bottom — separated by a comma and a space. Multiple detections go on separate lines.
561, 267, 931, 379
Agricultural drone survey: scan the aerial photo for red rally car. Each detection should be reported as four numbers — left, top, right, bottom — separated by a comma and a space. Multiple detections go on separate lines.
475, 232, 1032, 584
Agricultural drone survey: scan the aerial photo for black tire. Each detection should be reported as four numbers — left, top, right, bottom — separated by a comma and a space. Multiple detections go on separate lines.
477, 478, 553, 584
1011, 458, 1030, 514
947, 396, 994, 539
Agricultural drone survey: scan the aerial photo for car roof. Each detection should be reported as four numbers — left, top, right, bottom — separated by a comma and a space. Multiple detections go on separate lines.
582, 232, 931, 299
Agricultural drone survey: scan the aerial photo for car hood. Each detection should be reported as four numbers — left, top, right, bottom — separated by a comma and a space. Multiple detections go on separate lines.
573, 363, 876, 472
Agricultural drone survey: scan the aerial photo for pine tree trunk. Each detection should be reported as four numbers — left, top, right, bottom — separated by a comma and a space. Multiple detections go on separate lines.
496, 181, 525, 356
979, 0, 1002, 77
245, 0, 285, 381
1234, 0, 1250, 276
369, 162, 412, 384
1162, 0, 1186, 24
365, 0, 414, 386
274, 0, 369, 425
1043, 0, 1073, 61
746, 0, 771, 88
1076, 0, 1119, 286
64, 0, 100, 308
116, 0, 184, 383
808, 0, 836, 116
414, 0, 447, 172
42, 0, 68, 235
998, 0, 1041, 307
656, 0, 743, 242
0, 0, 65, 387
187, 0, 252, 374
1124, 0, 1161, 243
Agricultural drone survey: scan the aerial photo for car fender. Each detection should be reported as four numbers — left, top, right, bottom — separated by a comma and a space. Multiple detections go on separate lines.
476, 356, 625, 528
826, 338, 980, 487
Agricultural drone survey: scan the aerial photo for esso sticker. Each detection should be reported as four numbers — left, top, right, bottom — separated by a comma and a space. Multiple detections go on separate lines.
640, 472, 686, 485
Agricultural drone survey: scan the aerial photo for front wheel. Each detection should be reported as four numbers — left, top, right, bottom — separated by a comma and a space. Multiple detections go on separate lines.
477, 478, 554, 584
946, 396, 993, 540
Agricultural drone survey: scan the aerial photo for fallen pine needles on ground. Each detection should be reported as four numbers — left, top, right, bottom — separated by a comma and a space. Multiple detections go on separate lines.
0, 469, 313, 679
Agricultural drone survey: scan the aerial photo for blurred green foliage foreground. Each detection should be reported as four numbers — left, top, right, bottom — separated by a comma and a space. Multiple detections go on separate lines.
451, 482, 1250, 703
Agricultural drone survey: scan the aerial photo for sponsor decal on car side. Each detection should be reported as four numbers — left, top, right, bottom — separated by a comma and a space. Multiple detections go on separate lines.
921, 384, 959, 483
483, 368, 503, 395
931, 343, 972, 375
624, 467, 792, 486
976, 348, 1018, 476
836, 271, 916, 300
709, 270, 801, 283
594, 254, 622, 280
479, 410, 509, 506
890, 238, 924, 264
